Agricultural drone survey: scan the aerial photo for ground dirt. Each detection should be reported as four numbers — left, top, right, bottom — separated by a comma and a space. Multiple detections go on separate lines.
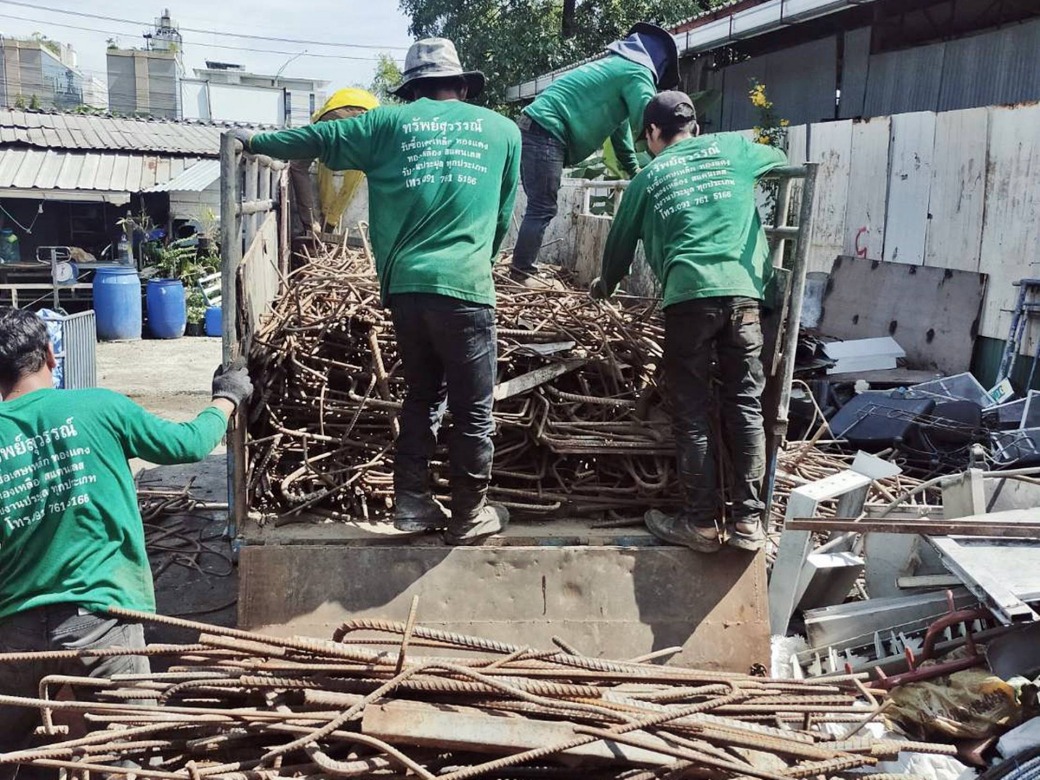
97, 336, 237, 643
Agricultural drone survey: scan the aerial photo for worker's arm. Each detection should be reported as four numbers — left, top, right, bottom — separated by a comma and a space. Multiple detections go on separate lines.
599, 179, 646, 294
745, 137, 789, 178
608, 123, 640, 179
110, 394, 230, 465
493, 128, 522, 257
610, 77, 658, 178
249, 112, 379, 172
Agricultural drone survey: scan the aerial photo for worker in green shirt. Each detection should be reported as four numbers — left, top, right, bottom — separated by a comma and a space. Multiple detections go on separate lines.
0, 306, 253, 763
591, 92, 787, 553
511, 22, 678, 288
238, 39, 520, 545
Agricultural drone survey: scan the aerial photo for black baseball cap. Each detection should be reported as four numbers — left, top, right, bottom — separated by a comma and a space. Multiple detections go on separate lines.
640, 91, 697, 140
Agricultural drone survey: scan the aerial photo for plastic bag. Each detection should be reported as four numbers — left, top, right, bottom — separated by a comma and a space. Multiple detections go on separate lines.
887, 668, 1022, 740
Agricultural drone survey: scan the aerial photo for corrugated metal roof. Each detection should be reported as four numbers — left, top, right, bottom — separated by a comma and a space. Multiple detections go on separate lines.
0, 148, 202, 192
0, 110, 265, 156
145, 159, 220, 192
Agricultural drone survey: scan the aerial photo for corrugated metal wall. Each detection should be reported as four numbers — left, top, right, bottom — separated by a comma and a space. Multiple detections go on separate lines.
693, 17, 1040, 132
716, 36, 838, 131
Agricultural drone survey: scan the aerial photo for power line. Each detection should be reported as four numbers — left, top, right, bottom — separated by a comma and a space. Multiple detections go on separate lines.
0, 0, 409, 51
0, 13, 400, 61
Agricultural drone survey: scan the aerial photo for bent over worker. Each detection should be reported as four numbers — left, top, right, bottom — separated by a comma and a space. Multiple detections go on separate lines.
591, 92, 787, 553
511, 22, 678, 288
288, 88, 380, 239
0, 307, 253, 766
240, 38, 520, 545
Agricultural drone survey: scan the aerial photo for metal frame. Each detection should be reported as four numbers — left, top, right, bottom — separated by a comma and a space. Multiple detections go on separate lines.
219, 132, 289, 540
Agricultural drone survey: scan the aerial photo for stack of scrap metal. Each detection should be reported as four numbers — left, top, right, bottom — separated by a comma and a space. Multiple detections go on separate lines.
0, 607, 956, 779
247, 247, 677, 519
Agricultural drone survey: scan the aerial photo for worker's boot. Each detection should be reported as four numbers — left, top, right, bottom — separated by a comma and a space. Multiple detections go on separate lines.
445, 487, 509, 546
394, 492, 450, 533
393, 460, 449, 533
508, 269, 566, 291
726, 516, 766, 551
644, 509, 722, 553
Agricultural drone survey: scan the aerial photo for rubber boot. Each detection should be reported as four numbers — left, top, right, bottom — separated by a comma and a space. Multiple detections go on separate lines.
445, 487, 508, 546
644, 509, 722, 553
394, 491, 450, 533
393, 458, 449, 533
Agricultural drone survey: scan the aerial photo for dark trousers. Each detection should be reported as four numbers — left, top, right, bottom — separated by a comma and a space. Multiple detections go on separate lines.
390, 293, 497, 515
512, 117, 567, 274
664, 297, 767, 525
0, 604, 150, 779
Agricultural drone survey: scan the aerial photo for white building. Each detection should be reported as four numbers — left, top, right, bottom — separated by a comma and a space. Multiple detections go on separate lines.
181, 61, 328, 127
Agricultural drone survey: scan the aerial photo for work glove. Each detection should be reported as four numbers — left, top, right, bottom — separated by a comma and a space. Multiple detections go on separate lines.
231, 128, 254, 152
212, 358, 254, 408
589, 277, 610, 301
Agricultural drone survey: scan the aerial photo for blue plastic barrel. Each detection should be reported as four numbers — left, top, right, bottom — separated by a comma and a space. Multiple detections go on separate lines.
92, 267, 142, 341
146, 279, 186, 339
204, 305, 222, 338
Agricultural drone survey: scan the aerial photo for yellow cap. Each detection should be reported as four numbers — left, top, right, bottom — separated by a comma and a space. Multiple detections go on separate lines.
312, 88, 380, 122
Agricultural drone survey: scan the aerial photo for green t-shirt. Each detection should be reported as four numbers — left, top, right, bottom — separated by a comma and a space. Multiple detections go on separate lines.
250, 99, 521, 307
523, 54, 657, 176
0, 388, 228, 619
601, 133, 788, 309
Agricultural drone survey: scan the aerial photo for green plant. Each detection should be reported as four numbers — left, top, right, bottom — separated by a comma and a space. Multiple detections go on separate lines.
186, 288, 207, 325
152, 244, 215, 287
28, 94, 41, 111
13, 95, 27, 110
747, 79, 789, 224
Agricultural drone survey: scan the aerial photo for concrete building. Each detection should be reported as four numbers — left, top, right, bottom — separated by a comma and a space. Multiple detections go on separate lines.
182, 61, 328, 127
105, 9, 183, 119
0, 37, 85, 111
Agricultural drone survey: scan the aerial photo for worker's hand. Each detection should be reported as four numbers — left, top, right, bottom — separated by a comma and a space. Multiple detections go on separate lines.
231, 128, 254, 152
212, 359, 254, 408
589, 277, 610, 301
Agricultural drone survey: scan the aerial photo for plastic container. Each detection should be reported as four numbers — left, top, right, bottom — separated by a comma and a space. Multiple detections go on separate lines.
92, 267, 142, 341
146, 279, 186, 339
204, 305, 222, 338
0, 228, 19, 263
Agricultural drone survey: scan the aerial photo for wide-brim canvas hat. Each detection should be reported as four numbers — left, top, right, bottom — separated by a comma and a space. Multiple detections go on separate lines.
627, 22, 680, 90
392, 38, 486, 99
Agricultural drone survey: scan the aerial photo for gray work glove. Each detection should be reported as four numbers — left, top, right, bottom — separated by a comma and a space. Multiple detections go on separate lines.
589, 277, 610, 301
212, 359, 253, 407
231, 128, 254, 152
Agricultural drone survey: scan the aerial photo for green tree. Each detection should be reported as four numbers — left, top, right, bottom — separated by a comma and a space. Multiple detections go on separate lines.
398, 0, 722, 110
370, 52, 404, 104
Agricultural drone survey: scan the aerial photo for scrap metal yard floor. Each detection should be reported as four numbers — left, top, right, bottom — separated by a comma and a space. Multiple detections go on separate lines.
238, 518, 769, 672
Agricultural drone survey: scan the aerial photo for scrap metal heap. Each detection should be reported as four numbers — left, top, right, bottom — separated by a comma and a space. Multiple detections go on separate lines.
247, 246, 678, 519
0, 607, 953, 779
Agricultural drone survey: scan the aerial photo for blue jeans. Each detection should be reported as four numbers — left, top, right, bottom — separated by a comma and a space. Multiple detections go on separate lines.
512, 116, 567, 275
390, 294, 497, 515
664, 297, 767, 525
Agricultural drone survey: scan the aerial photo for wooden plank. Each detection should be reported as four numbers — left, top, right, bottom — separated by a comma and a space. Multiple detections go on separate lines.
818, 256, 986, 375
977, 103, 1040, 343
842, 117, 890, 261
883, 112, 936, 266
924, 108, 988, 272
806, 120, 852, 274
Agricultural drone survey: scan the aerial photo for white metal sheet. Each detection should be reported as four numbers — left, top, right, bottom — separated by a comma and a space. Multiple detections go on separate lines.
924, 108, 988, 272
977, 103, 1040, 343
883, 111, 936, 266
806, 119, 852, 274
842, 116, 890, 259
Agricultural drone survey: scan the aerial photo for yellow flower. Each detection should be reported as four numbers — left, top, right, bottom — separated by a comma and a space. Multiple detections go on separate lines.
779, 118, 790, 127
757, 133, 771, 145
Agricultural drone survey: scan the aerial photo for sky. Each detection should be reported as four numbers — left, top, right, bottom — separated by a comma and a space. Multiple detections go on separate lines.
0, 0, 414, 90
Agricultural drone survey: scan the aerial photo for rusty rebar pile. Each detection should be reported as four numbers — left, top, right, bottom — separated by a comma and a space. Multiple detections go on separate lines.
0, 607, 952, 779
247, 249, 677, 519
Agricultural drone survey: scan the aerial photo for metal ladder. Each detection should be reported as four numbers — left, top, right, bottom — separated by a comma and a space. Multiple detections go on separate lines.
996, 278, 1040, 390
